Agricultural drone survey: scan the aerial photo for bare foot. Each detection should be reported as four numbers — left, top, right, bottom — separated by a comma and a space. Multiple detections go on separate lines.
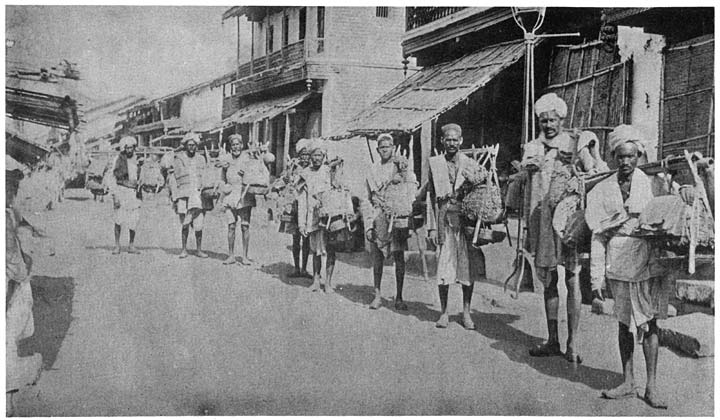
310, 278, 321, 292
239, 257, 252, 266
112, 246, 121, 255
369, 295, 382, 310
601, 383, 637, 399
179, 250, 188, 259
461, 314, 475, 330
638, 389, 668, 409
435, 313, 449, 328
223, 256, 236, 265
196, 250, 209, 259
529, 342, 562, 357
127, 246, 140, 255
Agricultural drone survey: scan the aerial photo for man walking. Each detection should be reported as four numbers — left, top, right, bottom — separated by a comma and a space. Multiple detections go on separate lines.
364, 133, 417, 310
425, 124, 486, 329
111, 136, 142, 254
168, 133, 208, 259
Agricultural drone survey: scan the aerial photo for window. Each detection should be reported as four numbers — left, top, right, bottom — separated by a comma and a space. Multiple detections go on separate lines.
317, 6, 324, 38
298, 7, 306, 40
376, 7, 389, 18
282, 14, 289, 47
267, 25, 274, 52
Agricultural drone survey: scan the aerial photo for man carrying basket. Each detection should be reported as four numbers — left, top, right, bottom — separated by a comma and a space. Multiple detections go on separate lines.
364, 133, 417, 311
110, 136, 143, 255
423, 124, 487, 329
168, 133, 209, 259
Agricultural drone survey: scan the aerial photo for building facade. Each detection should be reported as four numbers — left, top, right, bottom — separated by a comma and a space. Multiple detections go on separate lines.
220, 6, 408, 175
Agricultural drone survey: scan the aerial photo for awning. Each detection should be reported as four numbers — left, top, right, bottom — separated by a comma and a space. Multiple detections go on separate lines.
346, 39, 526, 134
6, 87, 79, 131
223, 91, 312, 126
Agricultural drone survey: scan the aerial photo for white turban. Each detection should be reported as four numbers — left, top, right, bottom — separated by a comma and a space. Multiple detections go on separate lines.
295, 138, 310, 154
608, 124, 645, 155
119, 136, 137, 148
182, 132, 200, 146
308, 139, 326, 155
534, 93, 567, 118
577, 130, 599, 151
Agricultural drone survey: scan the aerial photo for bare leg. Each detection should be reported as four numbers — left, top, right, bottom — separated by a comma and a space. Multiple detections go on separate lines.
239, 224, 251, 264
311, 255, 322, 291
369, 246, 383, 309
301, 236, 310, 274
641, 320, 667, 408
394, 251, 407, 310
565, 268, 582, 362
461, 284, 475, 329
601, 322, 636, 399
325, 249, 336, 293
291, 233, 301, 273
179, 225, 189, 258
530, 270, 562, 356
113, 224, 121, 254
436, 285, 450, 328
195, 230, 208, 258
128, 229, 139, 254
224, 223, 236, 264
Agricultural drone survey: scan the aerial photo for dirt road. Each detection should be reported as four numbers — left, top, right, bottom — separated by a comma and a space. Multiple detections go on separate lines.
12, 189, 713, 415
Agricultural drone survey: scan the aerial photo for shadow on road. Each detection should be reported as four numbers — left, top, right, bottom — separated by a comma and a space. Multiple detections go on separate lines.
84, 245, 228, 261
333, 282, 441, 324
259, 262, 314, 288
471, 311, 622, 390
63, 196, 90, 202
18, 275, 75, 370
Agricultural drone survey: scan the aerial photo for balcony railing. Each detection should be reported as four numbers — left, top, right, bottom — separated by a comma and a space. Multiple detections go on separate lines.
233, 39, 314, 82
406, 7, 467, 31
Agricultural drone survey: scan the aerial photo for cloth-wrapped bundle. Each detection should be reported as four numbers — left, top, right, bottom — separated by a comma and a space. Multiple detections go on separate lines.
637, 195, 714, 250
139, 159, 164, 193
317, 188, 355, 231
241, 156, 270, 196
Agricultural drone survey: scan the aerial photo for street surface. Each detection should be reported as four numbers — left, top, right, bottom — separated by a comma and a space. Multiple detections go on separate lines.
12, 189, 713, 416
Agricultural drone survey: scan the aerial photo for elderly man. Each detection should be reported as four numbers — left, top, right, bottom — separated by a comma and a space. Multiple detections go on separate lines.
220, 134, 273, 265
168, 133, 208, 259
111, 136, 143, 254
365, 133, 417, 311
521, 93, 582, 360
276, 138, 312, 277
297, 140, 334, 292
588, 125, 673, 409
425, 124, 486, 329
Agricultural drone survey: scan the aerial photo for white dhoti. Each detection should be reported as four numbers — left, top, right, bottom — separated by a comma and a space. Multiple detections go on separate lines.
437, 224, 471, 286
112, 186, 141, 230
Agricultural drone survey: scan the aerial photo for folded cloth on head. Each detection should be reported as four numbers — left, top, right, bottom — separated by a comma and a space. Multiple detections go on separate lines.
586, 168, 654, 234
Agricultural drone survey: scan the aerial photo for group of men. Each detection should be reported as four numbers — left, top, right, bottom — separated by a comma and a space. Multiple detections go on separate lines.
104, 93, 687, 410
519, 92, 685, 409
109, 133, 273, 263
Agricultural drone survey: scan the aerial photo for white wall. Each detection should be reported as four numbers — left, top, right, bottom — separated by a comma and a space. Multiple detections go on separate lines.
617, 26, 666, 162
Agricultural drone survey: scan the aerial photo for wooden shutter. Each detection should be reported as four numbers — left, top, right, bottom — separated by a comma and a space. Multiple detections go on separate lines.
660, 35, 714, 158
545, 41, 632, 161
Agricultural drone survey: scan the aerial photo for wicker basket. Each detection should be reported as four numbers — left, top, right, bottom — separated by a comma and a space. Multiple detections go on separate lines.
245, 184, 268, 196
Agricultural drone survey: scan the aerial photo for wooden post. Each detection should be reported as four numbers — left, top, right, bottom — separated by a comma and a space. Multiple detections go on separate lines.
236, 16, 241, 80
250, 21, 255, 74
420, 120, 432, 186
283, 111, 292, 173
265, 7, 270, 70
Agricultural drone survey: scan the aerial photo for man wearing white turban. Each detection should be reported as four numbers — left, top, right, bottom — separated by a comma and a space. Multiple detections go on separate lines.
111, 136, 142, 254
587, 125, 674, 409
297, 139, 334, 292
274, 138, 312, 277
168, 133, 208, 258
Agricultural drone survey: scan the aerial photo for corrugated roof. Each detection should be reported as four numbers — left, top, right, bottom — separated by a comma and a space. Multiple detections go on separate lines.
224, 91, 312, 125
346, 40, 526, 134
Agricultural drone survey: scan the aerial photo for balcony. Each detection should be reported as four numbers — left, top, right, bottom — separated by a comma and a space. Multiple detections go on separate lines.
228, 38, 325, 98
406, 7, 467, 31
